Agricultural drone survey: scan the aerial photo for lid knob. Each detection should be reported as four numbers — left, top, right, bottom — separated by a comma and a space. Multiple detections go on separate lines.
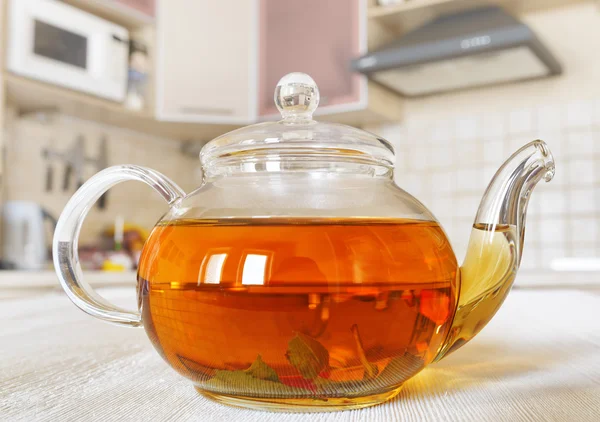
275, 72, 319, 121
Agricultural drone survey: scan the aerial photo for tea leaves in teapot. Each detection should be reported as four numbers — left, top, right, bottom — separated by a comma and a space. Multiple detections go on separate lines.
285, 332, 330, 380
314, 353, 425, 396
205, 355, 308, 396
351, 324, 379, 380
243, 354, 279, 382
206, 370, 307, 396
185, 328, 425, 398
377, 353, 425, 385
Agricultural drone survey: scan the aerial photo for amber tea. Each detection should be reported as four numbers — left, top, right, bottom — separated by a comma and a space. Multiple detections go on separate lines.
137, 218, 459, 400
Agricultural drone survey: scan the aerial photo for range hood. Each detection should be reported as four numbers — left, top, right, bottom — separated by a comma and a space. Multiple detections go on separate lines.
351, 7, 562, 96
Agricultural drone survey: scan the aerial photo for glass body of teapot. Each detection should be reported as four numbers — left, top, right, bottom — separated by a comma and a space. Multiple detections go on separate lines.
54, 73, 555, 411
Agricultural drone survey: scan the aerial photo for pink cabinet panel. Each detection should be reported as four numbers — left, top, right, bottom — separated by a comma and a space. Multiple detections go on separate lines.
259, 0, 364, 117
114, 0, 155, 17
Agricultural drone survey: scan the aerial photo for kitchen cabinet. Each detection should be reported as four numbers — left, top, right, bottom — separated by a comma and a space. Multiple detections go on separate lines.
63, 0, 155, 27
115, 0, 155, 17
258, 0, 363, 118
155, 0, 258, 124
259, 0, 363, 117
258, 0, 401, 124
2, 0, 401, 139
155, 0, 400, 127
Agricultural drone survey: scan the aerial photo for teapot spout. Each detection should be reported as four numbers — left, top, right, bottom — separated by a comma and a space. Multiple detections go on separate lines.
435, 140, 554, 361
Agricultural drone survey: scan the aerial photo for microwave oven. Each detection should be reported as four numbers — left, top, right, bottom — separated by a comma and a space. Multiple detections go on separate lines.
7, 0, 130, 102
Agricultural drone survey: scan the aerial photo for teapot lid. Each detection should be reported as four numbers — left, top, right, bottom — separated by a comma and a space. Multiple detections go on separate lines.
200, 73, 395, 171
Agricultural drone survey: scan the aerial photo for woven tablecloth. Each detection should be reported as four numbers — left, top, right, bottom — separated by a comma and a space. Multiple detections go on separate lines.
1, 287, 599, 421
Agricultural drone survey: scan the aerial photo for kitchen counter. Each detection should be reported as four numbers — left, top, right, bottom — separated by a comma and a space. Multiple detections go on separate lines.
1, 287, 599, 421
0, 271, 137, 300
0, 270, 137, 288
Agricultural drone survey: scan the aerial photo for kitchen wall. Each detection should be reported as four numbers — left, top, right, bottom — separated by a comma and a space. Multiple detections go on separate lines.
370, 2, 600, 270
3, 111, 199, 245
3, 2, 599, 269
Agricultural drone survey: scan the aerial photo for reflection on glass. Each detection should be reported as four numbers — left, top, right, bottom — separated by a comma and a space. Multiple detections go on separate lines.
242, 163, 257, 172
242, 254, 268, 285
202, 253, 227, 284
266, 160, 281, 171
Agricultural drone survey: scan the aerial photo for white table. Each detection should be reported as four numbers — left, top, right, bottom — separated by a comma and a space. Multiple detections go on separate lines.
1, 287, 599, 421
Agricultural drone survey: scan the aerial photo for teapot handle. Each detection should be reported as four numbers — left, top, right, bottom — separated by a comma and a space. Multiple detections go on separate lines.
53, 165, 186, 327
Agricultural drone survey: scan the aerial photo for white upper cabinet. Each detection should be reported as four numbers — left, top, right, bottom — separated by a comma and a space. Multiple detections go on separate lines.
155, 0, 257, 124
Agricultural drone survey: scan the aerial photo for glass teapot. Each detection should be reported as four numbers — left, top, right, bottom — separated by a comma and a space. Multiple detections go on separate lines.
54, 73, 555, 412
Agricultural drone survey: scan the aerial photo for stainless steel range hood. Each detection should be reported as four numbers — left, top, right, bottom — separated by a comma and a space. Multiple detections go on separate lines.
352, 7, 562, 96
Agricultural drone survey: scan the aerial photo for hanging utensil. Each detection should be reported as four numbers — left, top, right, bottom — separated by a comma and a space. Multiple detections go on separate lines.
97, 136, 109, 210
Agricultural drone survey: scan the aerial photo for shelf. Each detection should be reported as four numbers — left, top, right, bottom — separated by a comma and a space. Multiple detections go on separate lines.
4, 74, 240, 142
5, 74, 401, 141
368, 0, 588, 36
62, 0, 154, 30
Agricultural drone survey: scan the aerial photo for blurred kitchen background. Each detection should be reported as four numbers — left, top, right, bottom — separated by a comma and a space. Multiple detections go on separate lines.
0, 0, 598, 289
